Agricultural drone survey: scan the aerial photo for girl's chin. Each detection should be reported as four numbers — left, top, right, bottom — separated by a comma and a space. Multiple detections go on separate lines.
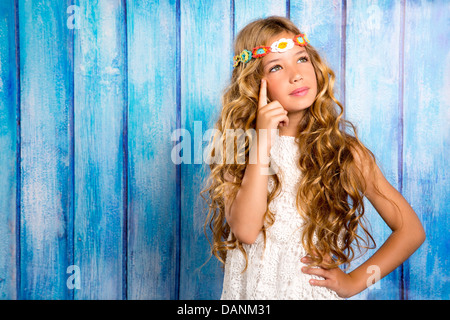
284, 105, 311, 113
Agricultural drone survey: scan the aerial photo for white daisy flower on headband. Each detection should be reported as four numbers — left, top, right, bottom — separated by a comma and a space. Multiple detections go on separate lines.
270, 38, 294, 53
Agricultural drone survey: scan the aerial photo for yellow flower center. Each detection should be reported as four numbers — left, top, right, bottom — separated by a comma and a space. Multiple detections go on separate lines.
278, 42, 287, 49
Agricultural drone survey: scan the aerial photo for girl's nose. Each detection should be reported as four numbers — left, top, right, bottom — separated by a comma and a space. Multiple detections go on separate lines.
290, 69, 303, 83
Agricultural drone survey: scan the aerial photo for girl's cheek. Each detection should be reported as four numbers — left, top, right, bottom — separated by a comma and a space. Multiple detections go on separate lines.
267, 86, 275, 101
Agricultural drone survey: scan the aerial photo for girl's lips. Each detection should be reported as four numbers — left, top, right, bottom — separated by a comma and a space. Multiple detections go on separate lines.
290, 87, 309, 96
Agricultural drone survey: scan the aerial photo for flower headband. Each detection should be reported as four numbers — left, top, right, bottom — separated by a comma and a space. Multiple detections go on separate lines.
233, 33, 310, 68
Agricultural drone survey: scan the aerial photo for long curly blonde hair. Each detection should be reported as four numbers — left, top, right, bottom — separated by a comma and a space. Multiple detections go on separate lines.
201, 16, 381, 271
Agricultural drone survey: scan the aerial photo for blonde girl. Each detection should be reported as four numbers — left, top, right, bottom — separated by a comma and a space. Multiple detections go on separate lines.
201, 16, 425, 299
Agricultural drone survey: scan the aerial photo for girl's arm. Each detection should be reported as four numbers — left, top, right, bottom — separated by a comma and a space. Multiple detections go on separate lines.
302, 146, 426, 298
345, 148, 426, 295
225, 79, 289, 245
224, 136, 270, 245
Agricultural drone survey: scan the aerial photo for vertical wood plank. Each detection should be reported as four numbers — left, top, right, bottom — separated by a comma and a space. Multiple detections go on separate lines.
74, 0, 126, 299
234, 0, 287, 35
126, 0, 178, 299
179, 0, 232, 299
0, 0, 18, 300
402, 0, 450, 300
19, 0, 73, 299
290, 0, 345, 102
345, 0, 403, 299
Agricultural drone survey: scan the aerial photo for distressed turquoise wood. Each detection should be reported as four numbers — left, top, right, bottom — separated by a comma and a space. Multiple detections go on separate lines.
234, 0, 286, 35
344, 0, 403, 300
126, 0, 179, 299
179, 0, 232, 299
73, 0, 126, 299
0, 0, 18, 300
402, 0, 450, 300
18, 0, 73, 299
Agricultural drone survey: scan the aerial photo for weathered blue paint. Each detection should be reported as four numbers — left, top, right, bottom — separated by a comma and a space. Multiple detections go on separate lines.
402, 0, 450, 300
234, 0, 287, 34
0, 0, 18, 300
0, 0, 448, 300
179, 0, 233, 300
18, 0, 73, 299
126, 0, 179, 299
73, 0, 127, 299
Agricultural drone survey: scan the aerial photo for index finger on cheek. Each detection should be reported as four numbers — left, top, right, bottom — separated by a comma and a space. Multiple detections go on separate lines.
258, 79, 268, 109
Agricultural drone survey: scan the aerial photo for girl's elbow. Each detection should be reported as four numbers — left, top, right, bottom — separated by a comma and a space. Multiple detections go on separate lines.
414, 217, 426, 245
396, 220, 426, 249
417, 225, 426, 246
230, 225, 260, 245
227, 209, 264, 245
409, 222, 426, 249
236, 230, 259, 245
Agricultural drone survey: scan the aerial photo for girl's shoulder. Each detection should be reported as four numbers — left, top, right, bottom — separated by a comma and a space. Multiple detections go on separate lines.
347, 138, 376, 173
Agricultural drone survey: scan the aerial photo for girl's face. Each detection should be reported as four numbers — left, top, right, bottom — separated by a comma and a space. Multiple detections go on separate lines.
261, 31, 317, 113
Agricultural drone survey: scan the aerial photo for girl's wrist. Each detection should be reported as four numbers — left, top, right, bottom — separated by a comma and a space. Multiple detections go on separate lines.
249, 134, 272, 163
347, 269, 373, 297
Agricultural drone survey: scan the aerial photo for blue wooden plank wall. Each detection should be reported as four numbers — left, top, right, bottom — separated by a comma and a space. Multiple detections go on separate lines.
0, 0, 448, 300
345, 0, 403, 300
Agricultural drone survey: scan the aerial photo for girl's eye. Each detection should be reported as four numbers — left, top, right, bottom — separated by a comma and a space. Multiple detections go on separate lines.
269, 65, 282, 73
298, 56, 308, 63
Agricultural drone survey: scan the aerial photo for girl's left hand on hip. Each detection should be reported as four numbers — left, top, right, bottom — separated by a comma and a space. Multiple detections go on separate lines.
301, 254, 360, 299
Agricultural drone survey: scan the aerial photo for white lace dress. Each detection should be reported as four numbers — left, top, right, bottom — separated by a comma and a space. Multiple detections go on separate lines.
221, 135, 343, 300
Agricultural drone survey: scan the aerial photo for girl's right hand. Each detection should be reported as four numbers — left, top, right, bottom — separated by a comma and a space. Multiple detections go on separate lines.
255, 79, 289, 152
